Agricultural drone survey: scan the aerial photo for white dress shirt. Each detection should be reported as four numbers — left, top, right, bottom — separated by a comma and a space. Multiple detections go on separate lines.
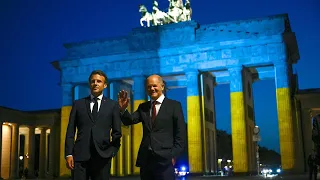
150, 94, 165, 116
90, 94, 103, 112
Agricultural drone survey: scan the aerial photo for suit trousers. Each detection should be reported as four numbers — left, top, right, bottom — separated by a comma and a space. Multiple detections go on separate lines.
140, 150, 175, 180
309, 164, 318, 180
72, 138, 112, 180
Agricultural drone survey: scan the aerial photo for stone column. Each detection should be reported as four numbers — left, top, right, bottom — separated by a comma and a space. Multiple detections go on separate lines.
274, 61, 295, 171
200, 72, 218, 174
48, 127, 56, 178
28, 126, 36, 178
124, 100, 132, 175
10, 123, 19, 179
39, 127, 48, 178
45, 132, 49, 176
109, 81, 125, 176
186, 71, 203, 173
59, 83, 73, 177
228, 66, 249, 173
24, 131, 29, 168
132, 76, 146, 174
301, 109, 312, 172
242, 68, 256, 174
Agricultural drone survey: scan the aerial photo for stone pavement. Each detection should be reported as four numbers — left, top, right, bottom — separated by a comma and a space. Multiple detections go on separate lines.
110, 174, 314, 179
16, 174, 316, 180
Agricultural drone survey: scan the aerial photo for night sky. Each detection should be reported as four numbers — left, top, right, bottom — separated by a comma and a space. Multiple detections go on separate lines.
1, 0, 319, 153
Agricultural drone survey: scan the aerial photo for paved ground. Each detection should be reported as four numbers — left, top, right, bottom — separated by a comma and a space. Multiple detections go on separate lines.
109, 174, 315, 179
18, 174, 317, 180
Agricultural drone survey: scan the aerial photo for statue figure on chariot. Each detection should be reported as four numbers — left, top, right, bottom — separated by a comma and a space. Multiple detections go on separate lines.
139, 0, 192, 27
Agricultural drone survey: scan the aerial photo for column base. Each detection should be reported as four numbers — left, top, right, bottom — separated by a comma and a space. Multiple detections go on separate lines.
27, 175, 36, 179
279, 170, 306, 176
59, 174, 72, 179
233, 172, 251, 176
43, 175, 55, 179
39, 175, 46, 179
9, 175, 20, 179
189, 172, 205, 176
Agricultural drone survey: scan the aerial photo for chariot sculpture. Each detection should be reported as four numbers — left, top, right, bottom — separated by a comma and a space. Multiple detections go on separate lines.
139, 0, 192, 27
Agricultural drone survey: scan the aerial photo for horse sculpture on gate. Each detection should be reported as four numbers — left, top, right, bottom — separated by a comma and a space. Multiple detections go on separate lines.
183, 0, 192, 21
139, 5, 153, 27
152, 0, 176, 25
138, 0, 192, 27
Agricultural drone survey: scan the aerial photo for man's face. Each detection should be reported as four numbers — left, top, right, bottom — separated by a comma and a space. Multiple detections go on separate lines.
89, 74, 107, 96
146, 76, 164, 100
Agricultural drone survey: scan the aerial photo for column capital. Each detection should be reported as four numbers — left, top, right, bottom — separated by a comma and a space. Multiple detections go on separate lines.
8, 123, 20, 127
132, 75, 146, 81
110, 80, 121, 85
132, 76, 146, 101
61, 83, 74, 88
228, 66, 243, 92
185, 71, 198, 82
185, 71, 199, 96
38, 127, 49, 131
130, 70, 146, 77
26, 125, 36, 129
274, 61, 289, 89
110, 81, 129, 100
273, 59, 287, 67
184, 70, 197, 76
227, 65, 243, 73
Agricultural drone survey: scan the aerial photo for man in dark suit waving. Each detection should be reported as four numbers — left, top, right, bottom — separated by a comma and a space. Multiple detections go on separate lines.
118, 74, 186, 180
65, 70, 122, 180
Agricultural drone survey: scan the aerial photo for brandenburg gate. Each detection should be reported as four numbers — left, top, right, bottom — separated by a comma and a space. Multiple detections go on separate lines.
53, 11, 302, 176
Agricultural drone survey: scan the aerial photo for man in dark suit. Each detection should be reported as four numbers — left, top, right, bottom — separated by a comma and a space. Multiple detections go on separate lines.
65, 70, 122, 180
118, 74, 186, 180
312, 114, 320, 167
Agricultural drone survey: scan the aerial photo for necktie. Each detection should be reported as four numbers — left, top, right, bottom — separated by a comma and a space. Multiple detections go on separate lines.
92, 97, 99, 121
151, 101, 158, 123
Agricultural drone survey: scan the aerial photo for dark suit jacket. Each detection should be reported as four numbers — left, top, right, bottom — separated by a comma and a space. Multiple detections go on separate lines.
65, 96, 122, 161
121, 97, 186, 167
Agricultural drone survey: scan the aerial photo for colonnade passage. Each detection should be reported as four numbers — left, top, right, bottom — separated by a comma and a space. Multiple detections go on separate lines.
59, 64, 297, 175
0, 122, 58, 179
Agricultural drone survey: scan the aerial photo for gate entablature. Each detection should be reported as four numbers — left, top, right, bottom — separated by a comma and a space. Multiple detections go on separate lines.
52, 14, 297, 85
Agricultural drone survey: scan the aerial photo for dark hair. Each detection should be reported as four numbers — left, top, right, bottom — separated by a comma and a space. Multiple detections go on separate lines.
88, 70, 108, 84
